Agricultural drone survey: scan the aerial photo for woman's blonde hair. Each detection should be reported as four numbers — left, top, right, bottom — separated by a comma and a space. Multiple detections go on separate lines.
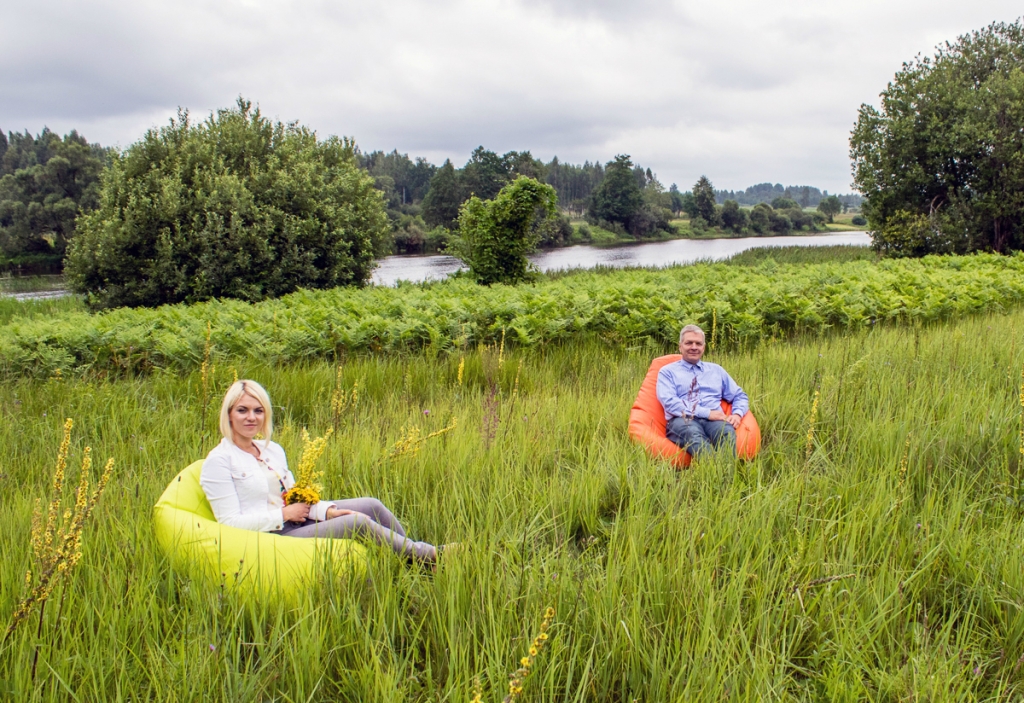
219, 380, 273, 445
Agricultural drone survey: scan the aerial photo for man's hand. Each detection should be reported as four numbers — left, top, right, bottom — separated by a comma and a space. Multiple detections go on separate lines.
708, 409, 742, 429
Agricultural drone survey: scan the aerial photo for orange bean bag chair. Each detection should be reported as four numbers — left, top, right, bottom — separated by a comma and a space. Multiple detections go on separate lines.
628, 354, 761, 468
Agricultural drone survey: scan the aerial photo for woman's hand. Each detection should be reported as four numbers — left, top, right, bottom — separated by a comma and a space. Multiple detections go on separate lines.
283, 502, 310, 522
325, 507, 356, 520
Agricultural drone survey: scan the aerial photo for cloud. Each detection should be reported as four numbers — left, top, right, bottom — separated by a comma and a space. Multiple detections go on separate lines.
1, 0, 1020, 192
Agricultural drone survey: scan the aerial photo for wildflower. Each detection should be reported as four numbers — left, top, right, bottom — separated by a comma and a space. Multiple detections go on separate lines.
804, 389, 820, 461
379, 417, 457, 465
7, 419, 114, 639
502, 605, 555, 702
209, 644, 216, 652
498, 328, 506, 370
457, 356, 465, 386
283, 428, 333, 506
423, 409, 430, 416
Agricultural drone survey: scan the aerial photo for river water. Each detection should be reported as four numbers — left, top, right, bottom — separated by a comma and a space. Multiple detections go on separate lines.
3, 232, 872, 299
370, 232, 872, 286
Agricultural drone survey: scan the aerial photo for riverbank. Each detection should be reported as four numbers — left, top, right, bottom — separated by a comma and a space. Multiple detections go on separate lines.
372, 232, 871, 285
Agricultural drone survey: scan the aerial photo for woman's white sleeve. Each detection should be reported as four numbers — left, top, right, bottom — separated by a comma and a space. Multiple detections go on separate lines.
309, 500, 333, 522
200, 454, 285, 532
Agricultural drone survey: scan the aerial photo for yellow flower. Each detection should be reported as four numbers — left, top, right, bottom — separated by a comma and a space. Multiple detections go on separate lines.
283, 428, 333, 505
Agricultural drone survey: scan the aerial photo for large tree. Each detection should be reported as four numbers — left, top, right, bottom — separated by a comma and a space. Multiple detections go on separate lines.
0, 128, 109, 260
588, 154, 643, 228
851, 20, 1024, 256
66, 99, 389, 309
421, 159, 462, 230
817, 195, 842, 223
692, 175, 718, 225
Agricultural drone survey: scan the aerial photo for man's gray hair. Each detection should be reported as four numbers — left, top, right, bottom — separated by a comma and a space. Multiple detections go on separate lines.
679, 324, 705, 344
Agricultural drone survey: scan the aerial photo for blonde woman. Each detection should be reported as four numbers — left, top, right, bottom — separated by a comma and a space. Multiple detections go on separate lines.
200, 380, 438, 562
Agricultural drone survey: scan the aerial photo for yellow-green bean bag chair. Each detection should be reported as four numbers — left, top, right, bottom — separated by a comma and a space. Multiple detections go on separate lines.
153, 461, 368, 600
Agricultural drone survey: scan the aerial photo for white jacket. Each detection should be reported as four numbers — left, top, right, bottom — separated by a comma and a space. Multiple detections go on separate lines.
200, 438, 333, 532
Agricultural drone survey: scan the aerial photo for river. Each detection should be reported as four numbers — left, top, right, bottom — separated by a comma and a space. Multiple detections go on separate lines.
370, 232, 871, 286
2, 232, 872, 299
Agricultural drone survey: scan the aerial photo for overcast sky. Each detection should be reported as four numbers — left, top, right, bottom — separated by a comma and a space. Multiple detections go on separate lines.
2, 1, 1020, 194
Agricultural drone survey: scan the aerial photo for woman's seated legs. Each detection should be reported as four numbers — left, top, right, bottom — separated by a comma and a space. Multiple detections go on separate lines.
279, 497, 436, 561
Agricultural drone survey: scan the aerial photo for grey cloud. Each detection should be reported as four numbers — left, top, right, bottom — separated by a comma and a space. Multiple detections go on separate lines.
1, 0, 1020, 194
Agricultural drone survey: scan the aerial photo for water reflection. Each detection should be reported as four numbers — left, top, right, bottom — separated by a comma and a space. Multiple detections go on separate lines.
371, 232, 871, 286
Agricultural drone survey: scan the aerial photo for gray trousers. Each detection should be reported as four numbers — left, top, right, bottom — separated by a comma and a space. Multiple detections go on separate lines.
276, 497, 437, 561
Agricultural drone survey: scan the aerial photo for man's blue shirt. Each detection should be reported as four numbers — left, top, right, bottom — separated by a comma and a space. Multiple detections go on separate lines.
655, 359, 749, 421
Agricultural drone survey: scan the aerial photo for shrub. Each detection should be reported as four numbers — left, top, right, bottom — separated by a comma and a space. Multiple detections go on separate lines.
65, 99, 389, 309
450, 177, 557, 285
851, 215, 868, 226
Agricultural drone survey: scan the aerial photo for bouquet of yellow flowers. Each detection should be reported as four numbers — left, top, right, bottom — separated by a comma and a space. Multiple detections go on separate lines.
283, 428, 333, 505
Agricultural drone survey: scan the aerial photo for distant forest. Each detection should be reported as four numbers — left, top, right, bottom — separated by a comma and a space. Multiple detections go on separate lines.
0, 123, 863, 266
716, 183, 862, 210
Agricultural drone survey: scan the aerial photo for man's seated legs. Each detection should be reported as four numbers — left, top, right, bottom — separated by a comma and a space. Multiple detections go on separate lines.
666, 416, 736, 458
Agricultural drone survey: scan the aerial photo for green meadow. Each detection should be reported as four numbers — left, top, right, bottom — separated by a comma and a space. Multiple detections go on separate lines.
3, 251, 1024, 700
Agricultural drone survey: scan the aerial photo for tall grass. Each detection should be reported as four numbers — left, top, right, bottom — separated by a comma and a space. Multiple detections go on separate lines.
2, 309, 1024, 700
724, 244, 876, 266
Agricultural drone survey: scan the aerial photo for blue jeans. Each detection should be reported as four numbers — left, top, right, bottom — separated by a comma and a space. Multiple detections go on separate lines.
666, 416, 736, 458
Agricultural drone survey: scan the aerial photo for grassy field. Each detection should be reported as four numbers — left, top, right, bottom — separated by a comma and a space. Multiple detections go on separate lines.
2, 302, 1024, 700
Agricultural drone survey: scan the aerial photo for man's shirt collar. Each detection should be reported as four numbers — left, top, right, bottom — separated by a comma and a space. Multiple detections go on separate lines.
680, 359, 704, 371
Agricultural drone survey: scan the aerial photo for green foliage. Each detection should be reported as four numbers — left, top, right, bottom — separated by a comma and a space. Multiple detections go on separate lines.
588, 155, 644, 229
720, 199, 747, 232
771, 196, 799, 210
421, 159, 462, 230
872, 210, 954, 258
851, 215, 868, 226
0, 129, 110, 259
692, 175, 718, 225
65, 99, 389, 309
4, 311, 1024, 699
724, 244, 877, 266
852, 20, 1024, 255
817, 195, 842, 223
451, 177, 557, 285
748, 203, 770, 234
4, 252, 1024, 377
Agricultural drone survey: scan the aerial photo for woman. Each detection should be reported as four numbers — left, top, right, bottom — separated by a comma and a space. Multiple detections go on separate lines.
200, 380, 438, 562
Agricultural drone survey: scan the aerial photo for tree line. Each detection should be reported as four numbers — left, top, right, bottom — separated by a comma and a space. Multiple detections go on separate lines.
1, 120, 861, 267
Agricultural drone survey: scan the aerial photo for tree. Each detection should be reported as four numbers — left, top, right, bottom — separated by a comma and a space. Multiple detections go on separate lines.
817, 195, 842, 223
461, 146, 509, 200
771, 196, 799, 210
692, 176, 718, 225
720, 200, 747, 232
422, 159, 462, 230
65, 98, 389, 309
0, 128, 110, 260
588, 155, 644, 229
452, 176, 557, 285
851, 20, 1024, 255
748, 203, 771, 234
668, 184, 685, 216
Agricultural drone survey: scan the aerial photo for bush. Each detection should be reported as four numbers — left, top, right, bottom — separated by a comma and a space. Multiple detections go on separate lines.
450, 177, 557, 285
852, 215, 868, 226
65, 99, 389, 309
537, 214, 574, 247
720, 200, 747, 232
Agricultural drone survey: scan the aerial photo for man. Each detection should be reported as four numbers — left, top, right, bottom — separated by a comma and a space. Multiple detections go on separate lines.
656, 324, 749, 458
